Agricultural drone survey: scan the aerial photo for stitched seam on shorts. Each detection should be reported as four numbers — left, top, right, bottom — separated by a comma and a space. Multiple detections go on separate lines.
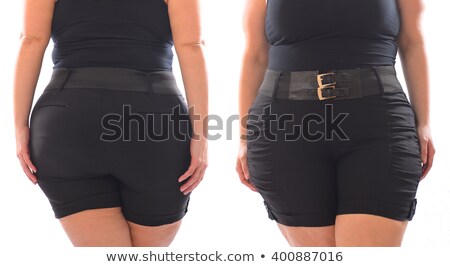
338, 198, 411, 207
52, 192, 120, 210
270, 102, 289, 213
380, 86, 394, 180
269, 207, 336, 217
120, 205, 187, 219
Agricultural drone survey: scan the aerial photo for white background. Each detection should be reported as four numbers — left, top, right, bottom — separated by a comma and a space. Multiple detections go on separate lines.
0, 0, 449, 256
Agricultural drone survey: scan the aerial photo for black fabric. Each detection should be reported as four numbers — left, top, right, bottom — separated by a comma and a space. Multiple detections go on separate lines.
246, 68, 422, 226
51, 0, 173, 71
266, 0, 401, 72
29, 68, 192, 226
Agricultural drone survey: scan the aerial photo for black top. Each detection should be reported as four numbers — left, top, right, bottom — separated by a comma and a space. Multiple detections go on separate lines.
51, 0, 173, 71
265, 0, 401, 72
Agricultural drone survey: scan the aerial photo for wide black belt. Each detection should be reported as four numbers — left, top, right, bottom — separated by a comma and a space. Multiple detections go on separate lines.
45, 67, 182, 95
259, 66, 402, 100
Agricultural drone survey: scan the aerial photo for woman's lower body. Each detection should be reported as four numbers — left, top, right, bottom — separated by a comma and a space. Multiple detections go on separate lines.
247, 66, 422, 246
30, 67, 192, 246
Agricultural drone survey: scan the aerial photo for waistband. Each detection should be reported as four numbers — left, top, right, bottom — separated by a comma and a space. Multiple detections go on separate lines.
45, 67, 181, 95
259, 66, 402, 101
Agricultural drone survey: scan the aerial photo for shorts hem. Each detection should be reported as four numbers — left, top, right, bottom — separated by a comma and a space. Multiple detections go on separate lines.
274, 215, 336, 227
337, 198, 417, 221
52, 192, 122, 219
264, 203, 336, 227
122, 207, 188, 227
121, 198, 190, 227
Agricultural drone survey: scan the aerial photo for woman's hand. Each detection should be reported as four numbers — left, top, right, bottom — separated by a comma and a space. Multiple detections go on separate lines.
417, 124, 435, 180
15, 126, 37, 184
236, 140, 257, 192
178, 138, 208, 195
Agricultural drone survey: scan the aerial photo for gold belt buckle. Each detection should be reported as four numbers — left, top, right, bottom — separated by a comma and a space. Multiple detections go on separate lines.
317, 72, 336, 100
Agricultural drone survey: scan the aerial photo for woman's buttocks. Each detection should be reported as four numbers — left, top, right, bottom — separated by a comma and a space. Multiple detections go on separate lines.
51, 0, 173, 71
266, 0, 400, 71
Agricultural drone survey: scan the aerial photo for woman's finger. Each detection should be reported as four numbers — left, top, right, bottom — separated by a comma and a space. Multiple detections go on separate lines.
421, 141, 435, 180
236, 158, 246, 181
236, 157, 257, 191
182, 168, 206, 194
237, 158, 257, 191
180, 166, 201, 193
18, 154, 37, 184
236, 158, 249, 184
196, 164, 207, 181
178, 162, 197, 182
239, 154, 251, 180
420, 138, 428, 165
22, 152, 37, 173
242, 178, 258, 192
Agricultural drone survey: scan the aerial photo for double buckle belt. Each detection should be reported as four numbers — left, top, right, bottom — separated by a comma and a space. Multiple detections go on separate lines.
259, 66, 402, 101
317, 72, 338, 100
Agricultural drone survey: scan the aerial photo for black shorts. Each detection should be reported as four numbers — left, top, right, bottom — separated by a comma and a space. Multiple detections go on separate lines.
30, 67, 192, 226
246, 66, 422, 227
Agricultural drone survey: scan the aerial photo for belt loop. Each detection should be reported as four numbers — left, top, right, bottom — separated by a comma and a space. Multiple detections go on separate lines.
372, 66, 385, 95
146, 73, 154, 97
271, 71, 282, 102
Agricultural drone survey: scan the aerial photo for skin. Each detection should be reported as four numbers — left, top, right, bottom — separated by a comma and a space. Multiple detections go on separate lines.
396, 0, 435, 180
14, 0, 208, 247
236, 0, 434, 247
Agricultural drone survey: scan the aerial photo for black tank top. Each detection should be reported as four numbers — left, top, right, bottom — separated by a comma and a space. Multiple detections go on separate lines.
265, 0, 401, 72
51, 0, 173, 71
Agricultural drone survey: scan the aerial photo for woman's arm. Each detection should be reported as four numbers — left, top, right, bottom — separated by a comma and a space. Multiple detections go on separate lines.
14, 0, 55, 184
236, 0, 269, 191
397, 0, 435, 179
239, 0, 269, 139
167, 0, 208, 194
